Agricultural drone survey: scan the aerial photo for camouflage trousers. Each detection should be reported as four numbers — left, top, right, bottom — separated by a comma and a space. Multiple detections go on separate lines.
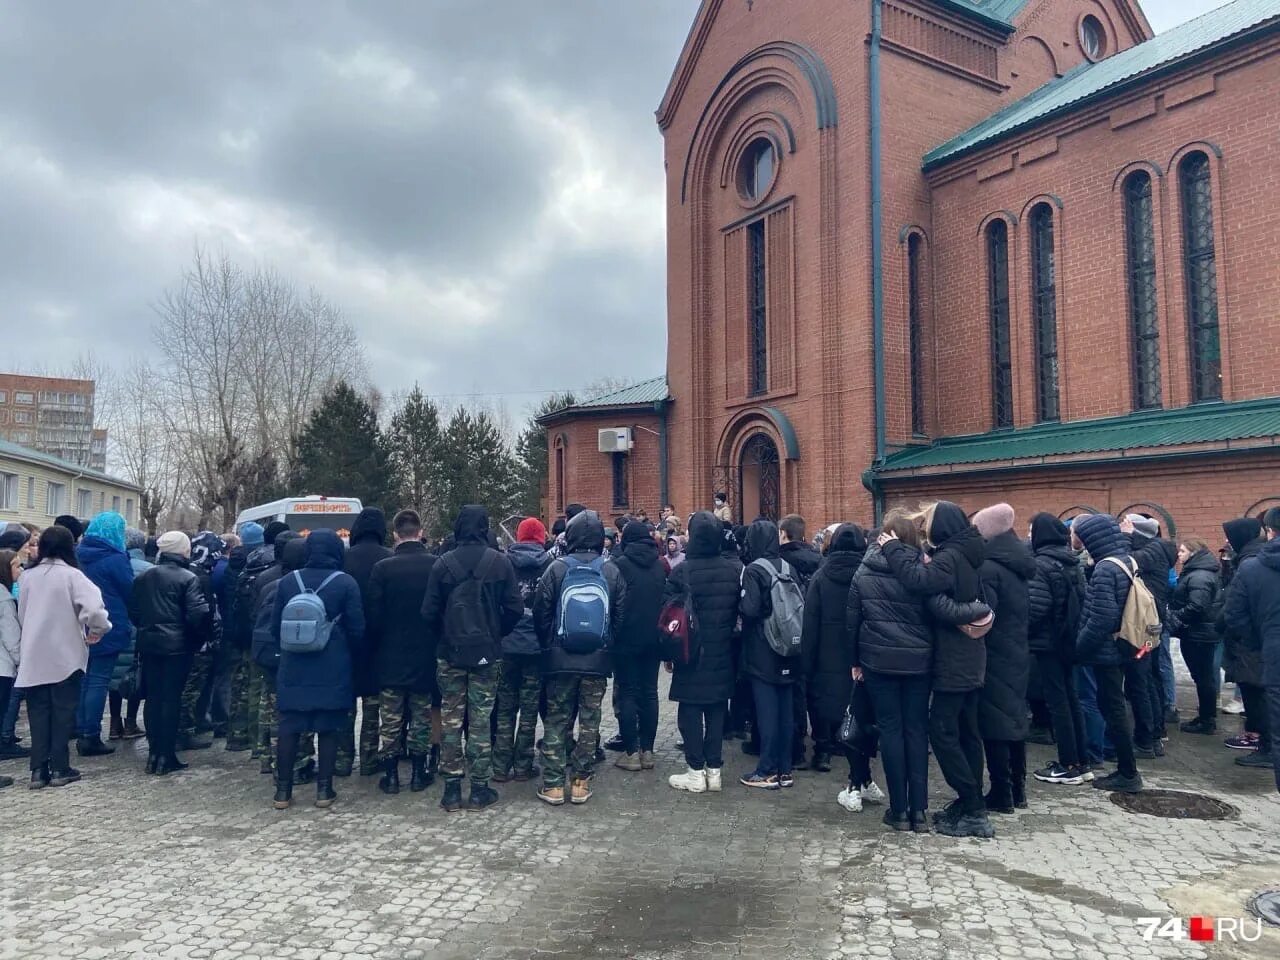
378, 688, 434, 762
337, 697, 380, 774
259, 670, 314, 775
492, 654, 541, 778
226, 649, 260, 749
438, 659, 497, 784
179, 648, 213, 737
541, 675, 607, 788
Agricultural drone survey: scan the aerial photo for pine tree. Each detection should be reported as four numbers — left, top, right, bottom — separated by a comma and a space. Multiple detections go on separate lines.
294, 380, 397, 510
434, 407, 520, 539
389, 385, 444, 530
513, 392, 575, 520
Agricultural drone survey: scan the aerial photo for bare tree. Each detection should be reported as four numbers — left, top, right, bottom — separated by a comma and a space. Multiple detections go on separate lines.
104, 357, 184, 534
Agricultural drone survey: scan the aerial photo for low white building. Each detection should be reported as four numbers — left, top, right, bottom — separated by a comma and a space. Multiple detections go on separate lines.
0, 437, 141, 528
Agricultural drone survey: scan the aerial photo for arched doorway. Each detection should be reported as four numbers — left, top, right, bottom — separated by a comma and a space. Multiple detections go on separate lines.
739, 433, 781, 522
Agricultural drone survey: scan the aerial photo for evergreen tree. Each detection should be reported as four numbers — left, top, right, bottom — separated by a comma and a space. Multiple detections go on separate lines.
294, 380, 397, 510
434, 407, 520, 539
389, 385, 445, 530
513, 392, 575, 520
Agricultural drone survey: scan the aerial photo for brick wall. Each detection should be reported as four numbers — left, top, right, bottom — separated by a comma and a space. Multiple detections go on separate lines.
544, 411, 664, 526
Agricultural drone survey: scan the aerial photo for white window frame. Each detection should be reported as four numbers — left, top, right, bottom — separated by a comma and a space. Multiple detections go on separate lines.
14, 391, 34, 405
0, 472, 17, 510
46, 482, 66, 517
26, 476, 35, 509
75, 488, 92, 517
125, 498, 135, 525
112, 495, 121, 513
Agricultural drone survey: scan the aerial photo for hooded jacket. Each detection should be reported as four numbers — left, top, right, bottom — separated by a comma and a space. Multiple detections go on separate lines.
128, 554, 212, 657
1027, 516, 1086, 659
666, 511, 741, 704
977, 530, 1036, 741
344, 508, 393, 697
76, 529, 135, 660
1073, 514, 1136, 667
252, 536, 305, 671
369, 539, 439, 692
421, 506, 522, 669
609, 525, 667, 657
1168, 548, 1222, 645
1224, 536, 1280, 686
1129, 532, 1177, 622
272, 530, 366, 713
1220, 523, 1265, 685
739, 519, 798, 685
533, 509, 627, 677
779, 539, 822, 592
229, 543, 276, 651
801, 525, 865, 722
503, 541, 552, 657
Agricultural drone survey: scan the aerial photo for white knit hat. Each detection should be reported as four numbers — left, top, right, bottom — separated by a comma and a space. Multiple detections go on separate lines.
156, 531, 191, 558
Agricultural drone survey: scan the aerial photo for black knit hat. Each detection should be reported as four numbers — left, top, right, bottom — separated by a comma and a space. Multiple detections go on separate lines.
621, 521, 651, 546
54, 514, 84, 541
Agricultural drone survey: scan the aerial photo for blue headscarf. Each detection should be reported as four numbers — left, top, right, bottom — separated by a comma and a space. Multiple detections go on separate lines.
84, 511, 127, 553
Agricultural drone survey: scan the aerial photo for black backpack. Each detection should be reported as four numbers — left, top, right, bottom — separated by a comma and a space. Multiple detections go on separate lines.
1054, 561, 1085, 655
442, 551, 500, 668
230, 567, 264, 651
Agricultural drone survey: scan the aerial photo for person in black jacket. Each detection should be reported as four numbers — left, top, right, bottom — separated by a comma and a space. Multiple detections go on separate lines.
226, 523, 273, 753
493, 517, 551, 783
1124, 514, 1177, 738
1169, 538, 1223, 734
128, 532, 212, 776
342, 507, 393, 777
177, 533, 225, 752
665, 512, 742, 794
971, 504, 1036, 814
1220, 518, 1270, 764
1027, 514, 1089, 785
879, 501, 992, 838
533, 509, 626, 806
779, 514, 821, 767
609, 521, 666, 772
1072, 514, 1145, 794
421, 505, 522, 812
739, 519, 801, 790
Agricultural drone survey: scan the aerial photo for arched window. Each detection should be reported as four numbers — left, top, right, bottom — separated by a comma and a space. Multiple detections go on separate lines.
1179, 152, 1221, 402
554, 437, 566, 514
1029, 203, 1060, 422
908, 234, 925, 435
986, 220, 1013, 429
1124, 171, 1162, 409
748, 219, 767, 396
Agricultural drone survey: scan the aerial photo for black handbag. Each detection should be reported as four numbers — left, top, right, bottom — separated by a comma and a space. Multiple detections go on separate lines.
837, 687, 880, 757
118, 651, 143, 700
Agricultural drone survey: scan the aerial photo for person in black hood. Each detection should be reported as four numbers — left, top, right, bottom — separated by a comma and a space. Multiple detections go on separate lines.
971, 504, 1037, 814
1224, 508, 1280, 791
421, 505, 522, 812
1027, 514, 1089, 786
779, 514, 821, 768
1169, 537, 1224, 734
720, 522, 752, 743
226, 524, 274, 753
739, 519, 802, 790
368, 510, 439, 795
1220, 517, 1270, 763
1123, 514, 1178, 735
342, 507, 393, 777
879, 501, 993, 838
666, 512, 742, 794
609, 521, 666, 772
532, 509, 627, 806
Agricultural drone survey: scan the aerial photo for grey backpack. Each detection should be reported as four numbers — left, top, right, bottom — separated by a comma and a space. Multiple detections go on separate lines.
279, 571, 342, 654
750, 558, 805, 658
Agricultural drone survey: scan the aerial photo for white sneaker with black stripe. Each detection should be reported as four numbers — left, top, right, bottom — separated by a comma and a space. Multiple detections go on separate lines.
1034, 761, 1084, 785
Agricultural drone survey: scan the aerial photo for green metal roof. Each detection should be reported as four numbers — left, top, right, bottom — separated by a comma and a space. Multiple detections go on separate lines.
875, 398, 1280, 474
925, 0, 1280, 170
0, 436, 137, 490
570, 376, 670, 410
931, 0, 1028, 33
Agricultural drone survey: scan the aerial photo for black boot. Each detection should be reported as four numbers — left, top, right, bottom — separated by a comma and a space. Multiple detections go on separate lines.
429, 744, 440, 775
273, 776, 293, 810
146, 754, 159, 775
441, 778, 464, 813
176, 733, 212, 751
76, 736, 115, 758
467, 783, 499, 811
28, 764, 50, 790
315, 777, 337, 808
984, 786, 1015, 815
410, 755, 433, 792
379, 758, 400, 795
1012, 779, 1028, 809
155, 755, 187, 776
603, 734, 625, 752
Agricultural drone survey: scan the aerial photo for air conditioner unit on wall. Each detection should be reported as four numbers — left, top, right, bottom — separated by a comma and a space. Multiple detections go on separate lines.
598, 427, 633, 453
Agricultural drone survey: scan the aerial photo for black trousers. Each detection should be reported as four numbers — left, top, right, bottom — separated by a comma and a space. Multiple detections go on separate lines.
614, 650, 660, 753
1037, 652, 1085, 768
864, 672, 929, 812
1180, 641, 1221, 724
983, 739, 1027, 795
930, 689, 985, 814
1240, 681, 1272, 752
791, 677, 809, 758
279, 729, 337, 781
142, 653, 192, 761
1267, 685, 1280, 793
1095, 664, 1137, 778
677, 702, 726, 770
25, 671, 83, 773
1121, 654, 1156, 748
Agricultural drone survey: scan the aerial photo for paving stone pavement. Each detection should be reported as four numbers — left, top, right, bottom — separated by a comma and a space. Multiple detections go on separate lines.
3, 672, 1278, 960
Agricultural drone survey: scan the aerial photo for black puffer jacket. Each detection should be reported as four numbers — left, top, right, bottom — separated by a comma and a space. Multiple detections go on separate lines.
882, 502, 987, 693
128, 553, 212, 657
1074, 514, 1136, 667
801, 525, 865, 723
740, 519, 799, 686
252, 536, 305, 671
977, 530, 1036, 741
780, 540, 821, 592
848, 543, 932, 677
1028, 543, 1085, 658
1224, 537, 1280, 686
369, 540, 439, 693
533, 510, 627, 677
503, 542, 551, 656
1168, 548, 1222, 645
667, 511, 742, 704
344, 508, 393, 697
609, 530, 666, 656
1220, 521, 1265, 685
1130, 532, 1177, 623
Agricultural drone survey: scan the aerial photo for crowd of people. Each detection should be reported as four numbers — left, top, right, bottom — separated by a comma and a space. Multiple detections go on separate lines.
1, 495, 1276, 840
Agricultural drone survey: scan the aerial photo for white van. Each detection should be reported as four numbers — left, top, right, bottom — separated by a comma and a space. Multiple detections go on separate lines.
235, 496, 364, 538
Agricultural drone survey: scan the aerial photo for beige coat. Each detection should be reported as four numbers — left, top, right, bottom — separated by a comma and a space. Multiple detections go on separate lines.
15, 560, 111, 688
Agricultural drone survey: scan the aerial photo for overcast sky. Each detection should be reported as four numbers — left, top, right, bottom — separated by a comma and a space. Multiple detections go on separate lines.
0, 0, 1227, 413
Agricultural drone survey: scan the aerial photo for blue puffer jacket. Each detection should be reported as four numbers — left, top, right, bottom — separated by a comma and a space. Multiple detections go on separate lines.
1074, 514, 1135, 667
76, 536, 135, 659
272, 530, 366, 714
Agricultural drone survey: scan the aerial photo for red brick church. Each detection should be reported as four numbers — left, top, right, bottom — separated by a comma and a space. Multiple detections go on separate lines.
543, 0, 1280, 542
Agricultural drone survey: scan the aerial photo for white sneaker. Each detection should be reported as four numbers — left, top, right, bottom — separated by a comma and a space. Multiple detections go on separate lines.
859, 781, 886, 805
705, 768, 722, 792
669, 767, 708, 793
837, 786, 863, 812
1223, 699, 1246, 715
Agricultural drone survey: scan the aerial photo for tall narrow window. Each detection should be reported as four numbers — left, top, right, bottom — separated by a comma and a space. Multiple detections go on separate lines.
1179, 152, 1221, 401
611, 453, 629, 508
748, 219, 767, 396
1124, 171, 1162, 409
554, 443, 565, 514
987, 220, 1013, 429
908, 234, 926, 435
1030, 203, 1060, 422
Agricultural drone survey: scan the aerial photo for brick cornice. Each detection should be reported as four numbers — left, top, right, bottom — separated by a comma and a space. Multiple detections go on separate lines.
657, 0, 724, 132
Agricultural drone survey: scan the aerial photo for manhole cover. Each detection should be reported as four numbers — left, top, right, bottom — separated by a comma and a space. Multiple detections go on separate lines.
1250, 890, 1280, 926
1109, 789, 1239, 820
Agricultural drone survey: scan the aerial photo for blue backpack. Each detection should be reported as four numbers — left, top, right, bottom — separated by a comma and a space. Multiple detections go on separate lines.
556, 557, 610, 654
279, 571, 342, 654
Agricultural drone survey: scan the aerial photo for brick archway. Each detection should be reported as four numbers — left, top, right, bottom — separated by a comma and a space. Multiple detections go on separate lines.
1116, 501, 1177, 539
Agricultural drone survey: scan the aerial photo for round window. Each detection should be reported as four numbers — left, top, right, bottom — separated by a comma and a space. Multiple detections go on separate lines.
739, 139, 776, 203
1080, 15, 1106, 60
